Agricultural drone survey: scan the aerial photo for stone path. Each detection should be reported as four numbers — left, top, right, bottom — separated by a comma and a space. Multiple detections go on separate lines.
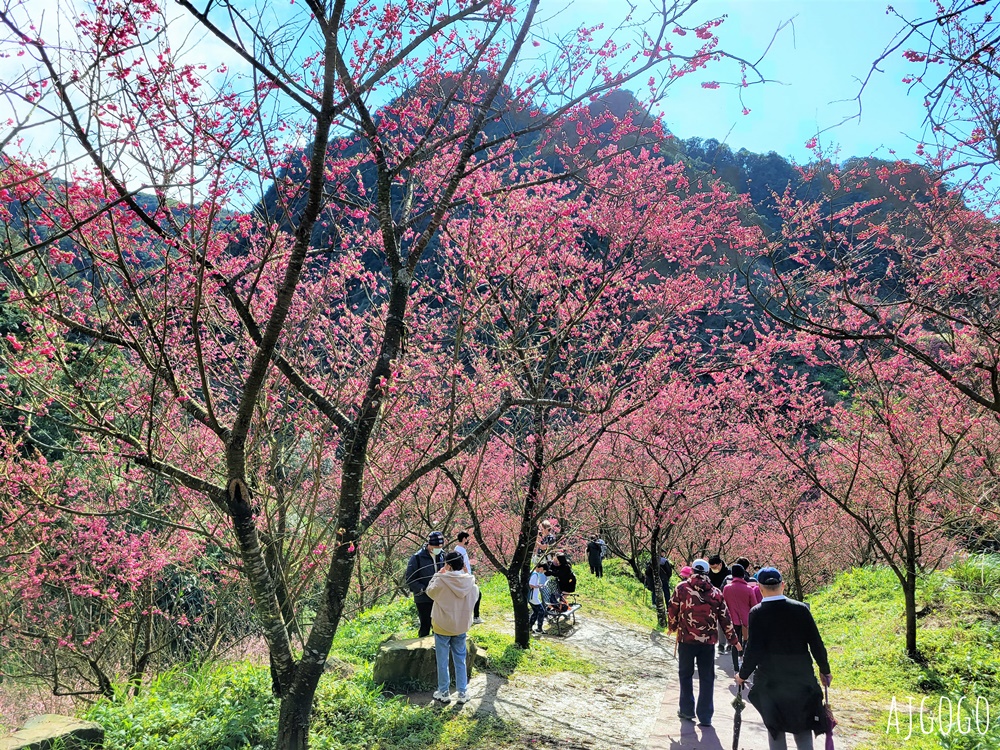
647, 650, 867, 750
403, 616, 872, 750
647, 650, 777, 750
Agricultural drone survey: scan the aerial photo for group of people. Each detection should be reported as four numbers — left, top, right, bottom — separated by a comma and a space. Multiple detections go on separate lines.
529, 520, 579, 634
404, 531, 484, 704
402, 521, 579, 702
404, 529, 831, 749
666, 555, 832, 750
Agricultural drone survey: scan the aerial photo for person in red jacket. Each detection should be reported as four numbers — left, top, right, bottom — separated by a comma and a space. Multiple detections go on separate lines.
722, 563, 762, 671
667, 558, 742, 728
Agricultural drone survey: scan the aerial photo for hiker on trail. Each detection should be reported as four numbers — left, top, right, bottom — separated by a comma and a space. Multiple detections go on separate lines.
735, 566, 832, 750
735, 556, 754, 580
586, 536, 604, 578
667, 558, 742, 728
707, 555, 732, 654
722, 563, 762, 671
426, 551, 479, 705
454, 531, 484, 625
644, 555, 673, 607
528, 560, 548, 634
405, 531, 445, 637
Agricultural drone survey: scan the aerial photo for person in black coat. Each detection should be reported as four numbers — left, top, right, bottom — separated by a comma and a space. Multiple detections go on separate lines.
405, 531, 445, 637
547, 553, 576, 595
586, 536, 604, 578
735, 567, 832, 750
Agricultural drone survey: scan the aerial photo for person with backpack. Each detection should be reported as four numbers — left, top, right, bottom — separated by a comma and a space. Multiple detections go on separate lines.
668, 558, 742, 728
404, 531, 445, 637
426, 551, 479, 704
586, 536, 604, 578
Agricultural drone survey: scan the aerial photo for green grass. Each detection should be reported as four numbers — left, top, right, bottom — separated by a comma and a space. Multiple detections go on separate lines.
808, 560, 1000, 750
84, 658, 521, 750
81, 580, 598, 750
570, 558, 661, 630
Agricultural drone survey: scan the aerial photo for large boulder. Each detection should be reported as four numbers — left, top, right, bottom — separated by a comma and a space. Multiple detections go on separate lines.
0, 714, 104, 750
372, 635, 478, 691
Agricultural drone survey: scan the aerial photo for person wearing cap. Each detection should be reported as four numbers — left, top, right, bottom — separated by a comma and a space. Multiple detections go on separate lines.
667, 558, 742, 728
426, 550, 479, 704
405, 531, 446, 637
722, 563, 762, 671
678, 565, 693, 580
735, 566, 832, 750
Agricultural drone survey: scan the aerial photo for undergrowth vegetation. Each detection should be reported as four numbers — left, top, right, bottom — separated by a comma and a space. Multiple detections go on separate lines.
809, 558, 1000, 750
7, 561, 998, 749
80, 577, 596, 749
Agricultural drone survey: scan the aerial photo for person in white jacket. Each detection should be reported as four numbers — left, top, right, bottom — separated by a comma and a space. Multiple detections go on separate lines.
426, 550, 480, 704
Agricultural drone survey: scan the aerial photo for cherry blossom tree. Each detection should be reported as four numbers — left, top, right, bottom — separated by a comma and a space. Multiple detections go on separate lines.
435, 151, 756, 645
0, 434, 244, 699
751, 349, 980, 659
0, 1, 770, 745
594, 381, 746, 626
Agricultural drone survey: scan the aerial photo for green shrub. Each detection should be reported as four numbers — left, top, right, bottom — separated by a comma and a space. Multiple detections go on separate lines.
328, 598, 417, 662
84, 663, 276, 750
948, 554, 1000, 614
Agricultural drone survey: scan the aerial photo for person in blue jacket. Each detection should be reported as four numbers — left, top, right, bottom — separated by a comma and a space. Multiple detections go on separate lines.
405, 531, 445, 637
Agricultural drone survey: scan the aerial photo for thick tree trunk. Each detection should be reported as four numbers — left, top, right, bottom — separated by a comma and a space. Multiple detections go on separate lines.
788, 531, 804, 601
904, 521, 920, 661
903, 573, 918, 660
506, 403, 546, 650
275, 694, 311, 750
509, 570, 532, 648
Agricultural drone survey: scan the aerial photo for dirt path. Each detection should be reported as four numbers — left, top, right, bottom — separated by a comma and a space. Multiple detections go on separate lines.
431, 615, 879, 750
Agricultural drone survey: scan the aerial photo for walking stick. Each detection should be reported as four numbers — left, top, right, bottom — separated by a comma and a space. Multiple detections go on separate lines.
731, 683, 745, 750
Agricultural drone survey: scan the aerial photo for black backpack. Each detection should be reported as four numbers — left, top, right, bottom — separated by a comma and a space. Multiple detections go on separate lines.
562, 571, 577, 594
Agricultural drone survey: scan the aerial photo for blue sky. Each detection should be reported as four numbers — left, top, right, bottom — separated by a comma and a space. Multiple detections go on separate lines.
544, 0, 934, 164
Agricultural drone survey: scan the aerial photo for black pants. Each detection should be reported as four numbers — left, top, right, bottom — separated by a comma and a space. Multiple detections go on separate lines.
589, 559, 603, 577
474, 591, 481, 619
731, 625, 746, 672
416, 600, 433, 637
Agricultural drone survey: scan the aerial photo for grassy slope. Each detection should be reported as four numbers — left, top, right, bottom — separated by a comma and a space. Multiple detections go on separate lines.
82, 566, 645, 750
808, 557, 1000, 750
66, 557, 1000, 749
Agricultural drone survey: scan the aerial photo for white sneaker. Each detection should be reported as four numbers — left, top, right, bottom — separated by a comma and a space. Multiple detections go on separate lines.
456, 692, 470, 704
472, 617, 484, 625
432, 690, 451, 703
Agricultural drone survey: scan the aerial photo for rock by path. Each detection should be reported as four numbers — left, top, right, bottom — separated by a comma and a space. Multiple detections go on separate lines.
409, 615, 877, 750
